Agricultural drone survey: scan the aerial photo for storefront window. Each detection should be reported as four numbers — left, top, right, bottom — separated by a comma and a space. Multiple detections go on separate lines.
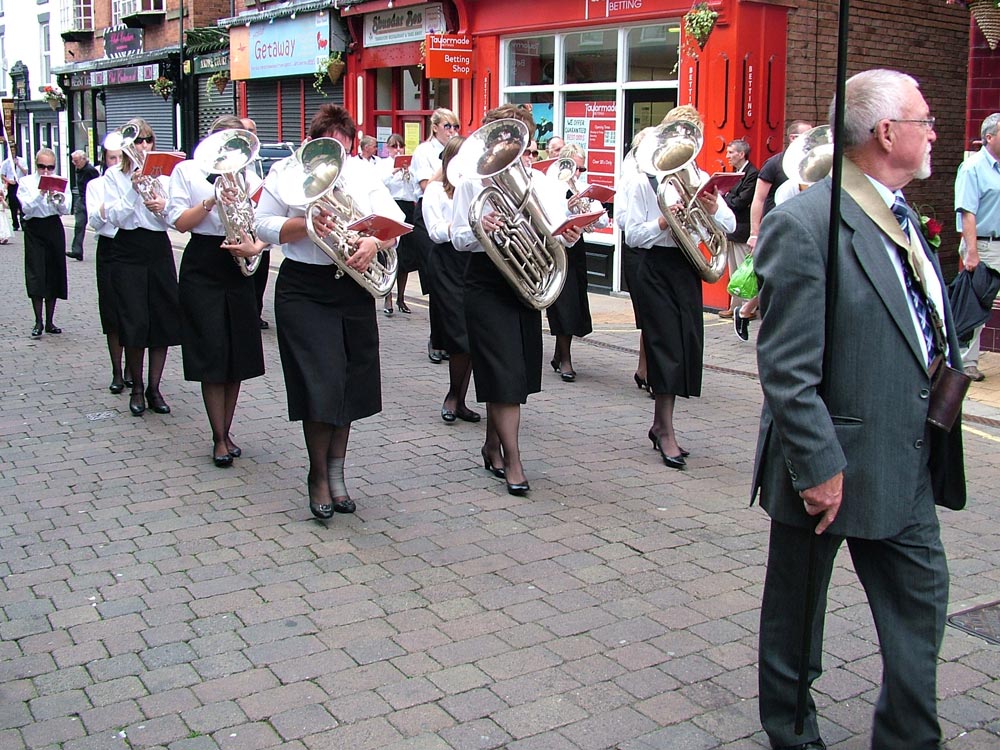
564, 30, 617, 84
626, 25, 679, 82
507, 91, 554, 148
507, 36, 555, 86
376, 67, 393, 110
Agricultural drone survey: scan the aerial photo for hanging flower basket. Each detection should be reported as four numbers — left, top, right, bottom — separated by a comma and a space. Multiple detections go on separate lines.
150, 76, 175, 102
208, 72, 231, 95
313, 53, 345, 97
971, 0, 1000, 49
40, 84, 66, 111
685, 2, 719, 50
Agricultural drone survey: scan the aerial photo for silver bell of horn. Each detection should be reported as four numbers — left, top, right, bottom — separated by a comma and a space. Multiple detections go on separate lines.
193, 128, 262, 277
782, 125, 834, 186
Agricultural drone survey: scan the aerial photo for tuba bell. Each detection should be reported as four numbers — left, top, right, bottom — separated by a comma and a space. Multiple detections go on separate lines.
193, 128, 262, 277
112, 122, 169, 215
447, 119, 567, 310
782, 125, 834, 187
632, 120, 729, 283
274, 137, 398, 298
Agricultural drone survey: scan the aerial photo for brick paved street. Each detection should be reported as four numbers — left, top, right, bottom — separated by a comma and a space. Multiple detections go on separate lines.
2, 222, 999, 750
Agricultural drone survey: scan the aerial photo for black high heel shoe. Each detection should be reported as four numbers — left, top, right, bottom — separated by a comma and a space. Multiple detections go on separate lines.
655, 441, 686, 470
397, 300, 411, 314
648, 429, 690, 458
332, 496, 356, 514
481, 448, 505, 479
213, 453, 234, 468
506, 480, 530, 496
109, 377, 126, 394
145, 388, 170, 414
634, 373, 648, 390
550, 358, 560, 373
129, 391, 145, 416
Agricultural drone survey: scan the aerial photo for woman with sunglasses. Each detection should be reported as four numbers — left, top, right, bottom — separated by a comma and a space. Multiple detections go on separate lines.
104, 118, 183, 417
544, 143, 608, 382
255, 104, 405, 521
166, 115, 267, 468
18, 148, 71, 337
87, 138, 129, 393
379, 133, 418, 315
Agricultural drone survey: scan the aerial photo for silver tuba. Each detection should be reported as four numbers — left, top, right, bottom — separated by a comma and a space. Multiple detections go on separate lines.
448, 119, 567, 310
546, 157, 589, 215
108, 122, 168, 215
633, 120, 729, 283
193, 128, 262, 277
782, 125, 834, 187
275, 137, 398, 298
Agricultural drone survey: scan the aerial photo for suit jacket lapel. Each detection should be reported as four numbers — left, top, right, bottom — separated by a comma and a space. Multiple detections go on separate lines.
839, 161, 928, 368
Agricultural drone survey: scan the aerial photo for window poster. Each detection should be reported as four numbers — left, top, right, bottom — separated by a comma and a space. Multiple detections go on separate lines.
564, 100, 617, 236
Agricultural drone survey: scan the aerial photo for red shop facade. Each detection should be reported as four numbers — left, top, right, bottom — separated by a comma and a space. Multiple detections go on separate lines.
340, 0, 792, 304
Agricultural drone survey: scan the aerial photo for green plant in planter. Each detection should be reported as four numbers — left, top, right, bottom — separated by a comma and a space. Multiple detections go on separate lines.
207, 71, 231, 95
685, 2, 719, 50
150, 76, 175, 101
313, 52, 345, 97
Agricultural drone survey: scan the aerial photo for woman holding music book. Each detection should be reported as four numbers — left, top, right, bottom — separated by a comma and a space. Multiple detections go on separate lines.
18, 147, 71, 337
87, 138, 128, 393
450, 104, 584, 496
255, 104, 406, 520
166, 115, 267, 468
543, 142, 610, 383
379, 133, 418, 315
620, 106, 735, 470
419, 135, 481, 425
103, 117, 183, 418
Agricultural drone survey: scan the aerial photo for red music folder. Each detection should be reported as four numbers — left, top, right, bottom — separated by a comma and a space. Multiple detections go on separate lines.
141, 151, 185, 178
573, 184, 616, 204
250, 184, 264, 206
531, 158, 557, 174
393, 155, 412, 170
695, 172, 744, 198
552, 210, 606, 237
38, 175, 68, 193
346, 214, 415, 243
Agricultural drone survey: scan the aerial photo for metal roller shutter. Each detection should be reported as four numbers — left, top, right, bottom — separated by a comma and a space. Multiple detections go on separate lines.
197, 76, 237, 139
104, 83, 176, 148
245, 79, 280, 143
246, 76, 344, 145
279, 80, 303, 144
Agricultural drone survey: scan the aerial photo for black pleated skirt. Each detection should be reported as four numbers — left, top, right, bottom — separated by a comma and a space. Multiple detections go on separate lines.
464, 253, 542, 404
425, 241, 470, 354
96, 234, 123, 334
274, 258, 381, 425
178, 233, 265, 383
622, 242, 644, 329
23, 216, 67, 300
632, 246, 703, 398
546, 246, 593, 337
109, 228, 182, 348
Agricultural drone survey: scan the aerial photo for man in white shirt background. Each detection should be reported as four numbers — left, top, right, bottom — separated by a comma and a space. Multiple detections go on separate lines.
1, 147, 28, 231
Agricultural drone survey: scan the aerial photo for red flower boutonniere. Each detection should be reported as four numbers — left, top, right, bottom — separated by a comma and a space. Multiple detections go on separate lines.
910, 203, 942, 249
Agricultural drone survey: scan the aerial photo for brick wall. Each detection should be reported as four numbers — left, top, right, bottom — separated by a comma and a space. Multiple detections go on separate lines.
784, 0, 971, 275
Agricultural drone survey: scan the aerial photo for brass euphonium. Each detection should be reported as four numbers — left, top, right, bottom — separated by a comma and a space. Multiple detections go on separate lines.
633, 120, 729, 283
275, 137, 398, 298
193, 128, 262, 277
108, 122, 168, 215
782, 125, 834, 187
448, 119, 567, 310
546, 157, 588, 215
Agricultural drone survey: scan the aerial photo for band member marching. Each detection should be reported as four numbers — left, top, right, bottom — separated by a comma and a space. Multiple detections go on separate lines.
255, 104, 406, 520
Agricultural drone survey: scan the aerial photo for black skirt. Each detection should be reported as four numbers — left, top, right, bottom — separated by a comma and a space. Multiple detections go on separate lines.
23, 215, 67, 300
632, 246, 703, 398
464, 253, 542, 404
96, 234, 123, 334
546, 246, 593, 338
110, 228, 183, 348
178, 233, 265, 383
425, 241, 470, 354
274, 258, 381, 425
621, 242, 644, 329
403, 198, 434, 293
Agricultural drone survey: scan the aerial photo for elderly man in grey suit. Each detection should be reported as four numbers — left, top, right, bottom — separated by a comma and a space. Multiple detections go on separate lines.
752, 69, 966, 750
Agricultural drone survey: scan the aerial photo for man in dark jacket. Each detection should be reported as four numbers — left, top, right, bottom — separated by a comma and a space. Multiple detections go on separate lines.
720, 138, 758, 318
68, 150, 99, 261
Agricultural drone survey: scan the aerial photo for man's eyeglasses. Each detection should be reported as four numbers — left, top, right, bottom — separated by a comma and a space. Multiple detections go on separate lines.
870, 117, 936, 133
132, 136, 154, 144
36, 163, 56, 171
442, 123, 459, 130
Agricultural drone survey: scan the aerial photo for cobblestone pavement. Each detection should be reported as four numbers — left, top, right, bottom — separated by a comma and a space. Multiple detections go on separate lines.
2, 224, 999, 750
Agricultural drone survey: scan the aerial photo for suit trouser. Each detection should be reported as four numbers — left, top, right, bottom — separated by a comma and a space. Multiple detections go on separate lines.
71, 201, 87, 257
758, 482, 947, 749
958, 238, 1000, 367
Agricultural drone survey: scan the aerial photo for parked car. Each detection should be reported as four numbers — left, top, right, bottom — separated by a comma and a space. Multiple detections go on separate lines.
253, 142, 296, 179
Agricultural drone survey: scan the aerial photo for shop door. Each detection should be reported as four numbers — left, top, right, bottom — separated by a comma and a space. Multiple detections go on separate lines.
618, 89, 677, 292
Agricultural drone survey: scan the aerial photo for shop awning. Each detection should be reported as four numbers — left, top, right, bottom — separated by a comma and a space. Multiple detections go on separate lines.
216, 0, 338, 28
53, 46, 180, 76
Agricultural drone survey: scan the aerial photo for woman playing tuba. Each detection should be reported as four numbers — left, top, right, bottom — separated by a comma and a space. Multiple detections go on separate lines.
620, 105, 736, 470
254, 104, 406, 520
165, 115, 267, 468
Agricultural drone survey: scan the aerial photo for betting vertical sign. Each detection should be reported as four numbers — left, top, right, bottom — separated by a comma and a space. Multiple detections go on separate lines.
564, 100, 616, 235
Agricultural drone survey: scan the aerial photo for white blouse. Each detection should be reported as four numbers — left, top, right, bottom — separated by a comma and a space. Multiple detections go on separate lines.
86, 175, 117, 238
409, 138, 445, 196
17, 174, 71, 220
379, 157, 418, 202
165, 159, 263, 237
421, 181, 453, 244
103, 165, 170, 231
255, 154, 406, 266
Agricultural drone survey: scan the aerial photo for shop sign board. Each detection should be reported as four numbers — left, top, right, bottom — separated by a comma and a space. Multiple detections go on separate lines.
363, 3, 446, 48
89, 64, 159, 87
564, 100, 616, 234
104, 27, 144, 59
424, 34, 472, 79
230, 11, 332, 80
